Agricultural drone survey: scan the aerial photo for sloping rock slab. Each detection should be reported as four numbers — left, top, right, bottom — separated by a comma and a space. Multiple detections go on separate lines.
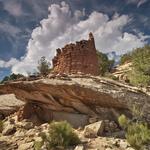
0, 75, 150, 122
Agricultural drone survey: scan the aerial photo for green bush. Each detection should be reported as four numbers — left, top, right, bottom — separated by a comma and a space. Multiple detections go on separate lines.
34, 141, 43, 150
37, 56, 50, 77
128, 45, 150, 86
118, 105, 150, 149
128, 70, 150, 87
132, 45, 150, 76
0, 73, 24, 84
35, 121, 80, 150
118, 114, 128, 129
0, 120, 3, 133
97, 51, 114, 76
126, 123, 150, 150
120, 53, 132, 65
119, 45, 150, 86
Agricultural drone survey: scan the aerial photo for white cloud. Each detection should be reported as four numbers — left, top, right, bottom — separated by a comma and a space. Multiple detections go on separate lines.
0, 58, 19, 68
11, 1, 149, 75
0, 22, 21, 38
3, 0, 23, 17
137, 0, 148, 7
126, 0, 148, 7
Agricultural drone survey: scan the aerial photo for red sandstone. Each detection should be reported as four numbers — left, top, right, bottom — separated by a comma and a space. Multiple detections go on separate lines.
52, 33, 99, 76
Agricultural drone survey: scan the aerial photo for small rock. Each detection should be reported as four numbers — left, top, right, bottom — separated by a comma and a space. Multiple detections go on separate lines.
40, 123, 49, 129
112, 140, 120, 147
2, 124, 16, 135
89, 117, 98, 123
119, 140, 129, 149
9, 118, 15, 124
83, 121, 104, 138
14, 130, 25, 137
22, 121, 34, 130
74, 144, 84, 150
105, 148, 113, 150
18, 142, 34, 150
126, 147, 135, 150
26, 129, 37, 137
111, 131, 125, 138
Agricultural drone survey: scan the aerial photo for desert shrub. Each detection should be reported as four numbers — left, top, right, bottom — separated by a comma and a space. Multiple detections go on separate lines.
119, 45, 150, 86
35, 121, 80, 150
128, 70, 150, 87
34, 141, 43, 150
126, 123, 150, 150
120, 53, 132, 65
128, 45, 150, 86
37, 56, 50, 77
132, 45, 150, 76
118, 114, 128, 129
0, 120, 3, 133
97, 51, 114, 76
118, 105, 150, 149
0, 73, 24, 84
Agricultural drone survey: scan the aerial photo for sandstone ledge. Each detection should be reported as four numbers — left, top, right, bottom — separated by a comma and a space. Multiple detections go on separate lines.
0, 75, 150, 123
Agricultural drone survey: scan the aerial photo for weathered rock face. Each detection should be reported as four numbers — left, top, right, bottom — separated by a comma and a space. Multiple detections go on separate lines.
52, 33, 99, 76
0, 94, 24, 118
0, 75, 150, 125
112, 62, 132, 83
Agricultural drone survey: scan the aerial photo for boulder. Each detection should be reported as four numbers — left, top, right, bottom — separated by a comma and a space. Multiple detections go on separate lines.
83, 121, 104, 138
74, 145, 85, 150
21, 121, 34, 130
2, 124, 16, 135
18, 142, 34, 150
0, 94, 24, 117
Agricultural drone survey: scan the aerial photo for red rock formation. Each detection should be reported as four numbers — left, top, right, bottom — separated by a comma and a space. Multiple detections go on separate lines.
52, 33, 99, 75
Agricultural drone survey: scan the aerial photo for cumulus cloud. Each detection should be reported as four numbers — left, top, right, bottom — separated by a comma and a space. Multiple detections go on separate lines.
0, 58, 19, 68
11, 1, 148, 75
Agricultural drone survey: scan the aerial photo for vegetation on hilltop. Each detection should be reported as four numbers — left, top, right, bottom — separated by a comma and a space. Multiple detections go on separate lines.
118, 105, 150, 150
120, 52, 132, 65
37, 56, 51, 77
120, 45, 150, 86
0, 73, 24, 84
97, 51, 114, 76
0, 56, 51, 84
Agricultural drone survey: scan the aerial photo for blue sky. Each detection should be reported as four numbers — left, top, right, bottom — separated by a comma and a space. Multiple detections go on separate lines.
0, 0, 150, 79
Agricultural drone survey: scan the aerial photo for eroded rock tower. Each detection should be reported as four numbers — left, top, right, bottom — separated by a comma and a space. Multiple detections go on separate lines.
52, 33, 99, 75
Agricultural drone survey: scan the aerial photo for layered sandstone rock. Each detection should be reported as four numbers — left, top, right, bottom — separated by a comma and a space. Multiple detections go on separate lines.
0, 75, 150, 124
52, 33, 99, 75
112, 62, 132, 82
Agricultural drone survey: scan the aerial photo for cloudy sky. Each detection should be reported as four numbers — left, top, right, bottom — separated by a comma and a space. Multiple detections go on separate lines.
0, 0, 150, 79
